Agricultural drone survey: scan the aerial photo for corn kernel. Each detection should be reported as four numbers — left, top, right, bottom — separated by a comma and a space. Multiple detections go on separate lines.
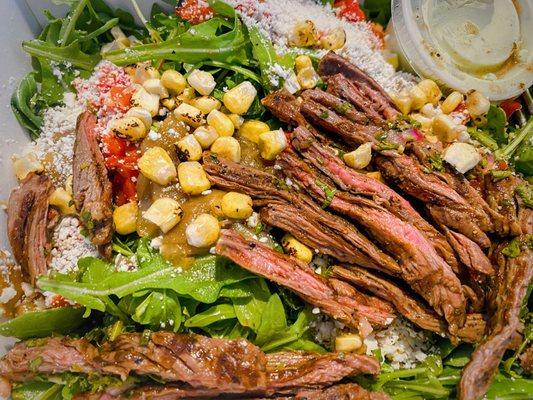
161, 69, 187, 94
143, 78, 169, 98
295, 55, 312, 71
190, 96, 221, 114
133, 63, 160, 84
417, 79, 442, 105
185, 213, 220, 248
391, 91, 412, 115
113, 202, 138, 235
258, 129, 287, 161
131, 86, 160, 117
177, 86, 196, 102
238, 120, 270, 143
223, 81, 257, 115
221, 192, 253, 219
176, 135, 203, 162
12, 153, 43, 181
288, 20, 318, 47
178, 161, 211, 195
211, 137, 241, 163
207, 109, 234, 137
410, 113, 433, 132
319, 27, 346, 50
161, 97, 177, 111
174, 103, 205, 127
366, 171, 384, 182
49, 188, 75, 215
432, 114, 460, 143
384, 51, 399, 69
187, 70, 216, 96
441, 91, 463, 114
125, 107, 152, 130
111, 116, 147, 141
419, 103, 439, 118
297, 66, 319, 89
465, 90, 490, 117
228, 114, 244, 129
343, 142, 372, 170
281, 234, 313, 263
335, 334, 362, 352
408, 85, 427, 110
193, 126, 219, 149
143, 198, 183, 233
138, 146, 177, 186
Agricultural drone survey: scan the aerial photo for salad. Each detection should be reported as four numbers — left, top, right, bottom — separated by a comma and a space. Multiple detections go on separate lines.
0, 0, 532, 399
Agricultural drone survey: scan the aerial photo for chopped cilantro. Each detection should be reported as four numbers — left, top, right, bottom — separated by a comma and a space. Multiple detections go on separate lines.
334, 102, 352, 115
516, 183, 533, 208
319, 110, 329, 119
316, 180, 336, 208
502, 238, 521, 258
490, 169, 512, 182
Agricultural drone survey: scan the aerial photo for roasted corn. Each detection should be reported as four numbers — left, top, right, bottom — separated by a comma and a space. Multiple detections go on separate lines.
113, 202, 138, 235
221, 192, 253, 219
138, 146, 177, 185
178, 161, 211, 195
143, 198, 183, 233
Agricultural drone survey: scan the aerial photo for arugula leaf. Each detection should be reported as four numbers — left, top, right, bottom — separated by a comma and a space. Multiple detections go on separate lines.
254, 294, 288, 346
362, 0, 392, 26
515, 144, 533, 177
120, 289, 182, 331
0, 307, 85, 339
185, 303, 236, 328
467, 127, 499, 151
484, 105, 508, 146
12, 381, 62, 400
11, 73, 43, 139
232, 279, 271, 330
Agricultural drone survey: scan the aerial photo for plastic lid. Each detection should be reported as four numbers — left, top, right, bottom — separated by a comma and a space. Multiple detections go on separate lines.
391, 0, 533, 100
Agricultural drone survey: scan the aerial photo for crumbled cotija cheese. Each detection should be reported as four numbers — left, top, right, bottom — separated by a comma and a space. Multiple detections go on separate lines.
49, 217, 98, 274
228, 0, 416, 93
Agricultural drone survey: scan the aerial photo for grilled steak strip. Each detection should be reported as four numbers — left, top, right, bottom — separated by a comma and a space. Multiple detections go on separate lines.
290, 126, 458, 270
216, 229, 395, 335
484, 174, 524, 236
203, 154, 401, 275
301, 89, 371, 126
329, 278, 396, 316
443, 229, 494, 276
458, 241, 533, 400
7, 173, 52, 284
279, 151, 467, 333
318, 52, 399, 120
73, 111, 113, 246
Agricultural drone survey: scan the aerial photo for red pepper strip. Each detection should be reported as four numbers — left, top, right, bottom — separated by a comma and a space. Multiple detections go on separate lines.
499, 100, 522, 119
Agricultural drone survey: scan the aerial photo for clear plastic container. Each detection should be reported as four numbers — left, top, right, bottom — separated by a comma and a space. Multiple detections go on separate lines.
388, 0, 533, 100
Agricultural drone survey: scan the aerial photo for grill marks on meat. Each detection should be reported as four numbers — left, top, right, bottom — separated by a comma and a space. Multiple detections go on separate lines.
203, 154, 401, 275
0, 333, 380, 399
279, 151, 466, 333
216, 229, 395, 335
458, 242, 533, 400
7, 173, 52, 284
73, 112, 113, 246
484, 174, 523, 236
444, 229, 494, 276
301, 89, 371, 126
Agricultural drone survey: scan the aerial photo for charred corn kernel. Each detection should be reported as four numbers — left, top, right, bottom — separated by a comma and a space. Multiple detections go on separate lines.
125, 107, 152, 130
12, 153, 43, 180
186, 213, 220, 248
343, 142, 372, 170
113, 202, 138, 235
131, 86, 160, 117
410, 113, 433, 131
283, 71, 301, 94
143, 198, 183, 233
49, 188, 75, 215
281, 234, 313, 263
408, 85, 427, 110
143, 78, 169, 98
335, 334, 362, 352
174, 103, 205, 127
432, 114, 460, 143
221, 192, 253, 219
190, 96, 221, 114
319, 27, 346, 50
193, 126, 219, 149
239, 120, 270, 143
138, 146, 177, 186
211, 137, 241, 163
177, 86, 196, 102
391, 91, 412, 115
133, 63, 160, 84
441, 91, 463, 114
258, 129, 287, 161
297, 67, 319, 89
178, 161, 211, 195
187, 70, 216, 96
161, 69, 187, 94
295, 55, 313, 71
417, 79, 442, 105
366, 171, 383, 182
112, 116, 147, 141
443, 142, 481, 174
228, 114, 244, 129
465, 90, 490, 117
176, 135, 203, 162
207, 109, 234, 137
161, 97, 177, 111
288, 20, 318, 47
223, 81, 257, 115
110, 26, 130, 47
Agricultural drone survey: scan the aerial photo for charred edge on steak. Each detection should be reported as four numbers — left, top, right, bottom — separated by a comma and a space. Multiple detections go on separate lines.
7, 173, 52, 284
